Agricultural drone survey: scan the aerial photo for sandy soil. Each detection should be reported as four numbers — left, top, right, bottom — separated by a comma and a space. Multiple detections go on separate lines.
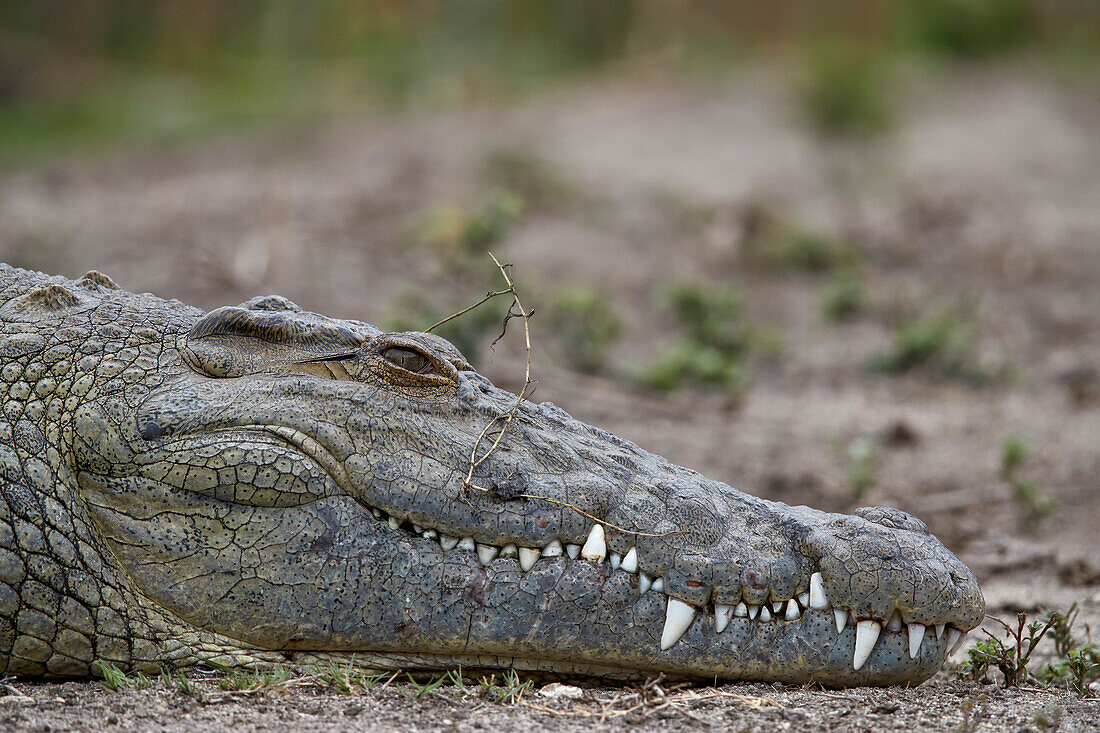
1, 67, 1099, 730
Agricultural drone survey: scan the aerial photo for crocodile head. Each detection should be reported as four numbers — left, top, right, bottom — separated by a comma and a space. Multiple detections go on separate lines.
64, 291, 984, 686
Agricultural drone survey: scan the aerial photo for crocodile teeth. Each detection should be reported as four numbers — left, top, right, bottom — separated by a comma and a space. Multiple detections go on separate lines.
499, 543, 517, 558
457, 536, 476, 552
439, 535, 459, 551
808, 572, 828, 609
371, 508, 383, 520
748, 604, 760, 620
834, 609, 847, 633
759, 605, 772, 622
797, 591, 810, 608
477, 544, 499, 566
412, 524, 423, 533
638, 572, 653, 594
771, 602, 784, 614
421, 529, 438, 540
908, 623, 926, 659
785, 599, 801, 620
610, 552, 622, 570
620, 547, 638, 573
734, 602, 748, 617
387, 517, 401, 530
853, 620, 881, 670
661, 598, 696, 650
935, 623, 945, 639
715, 604, 732, 633
580, 525, 607, 562
518, 547, 540, 572
887, 610, 903, 632
541, 539, 563, 557
651, 577, 665, 593
947, 628, 965, 655
566, 544, 581, 559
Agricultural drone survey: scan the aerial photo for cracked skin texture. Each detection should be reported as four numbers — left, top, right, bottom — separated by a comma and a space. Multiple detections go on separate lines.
0, 264, 984, 685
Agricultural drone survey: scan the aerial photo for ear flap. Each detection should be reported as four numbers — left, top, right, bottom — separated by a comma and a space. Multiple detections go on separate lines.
183, 306, 367, 377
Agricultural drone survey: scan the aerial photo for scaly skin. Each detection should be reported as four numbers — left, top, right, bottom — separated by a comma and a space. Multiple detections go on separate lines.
0, 264, 984, 685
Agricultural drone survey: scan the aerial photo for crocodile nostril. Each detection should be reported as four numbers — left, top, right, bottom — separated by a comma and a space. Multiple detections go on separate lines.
140, 421, 162, 440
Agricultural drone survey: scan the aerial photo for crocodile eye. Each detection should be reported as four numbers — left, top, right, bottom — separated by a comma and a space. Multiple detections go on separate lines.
381, 347, 436, 375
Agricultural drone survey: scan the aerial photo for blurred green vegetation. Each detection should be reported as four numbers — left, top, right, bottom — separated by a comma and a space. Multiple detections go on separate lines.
1, 1, 1096, 162
539, 286, 622, 375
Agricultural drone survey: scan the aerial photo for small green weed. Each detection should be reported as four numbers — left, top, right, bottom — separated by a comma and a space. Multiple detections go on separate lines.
822, 270, 865, 322
641, 343, 746, 393
541, 286, 622, 374
95, 661, 139, 691
483, 148, 588, 214
765, 229, 857, 274
313, 660, 388, 695
478, 669, 533, 705
998, 436, 1058, 529
413, 191, 524, 259
1000, 436, 1029, 479
896, 0, 1031, 58
795, 41, 892, 139
958, 612, 1057, 687
873, 312, 969, 376
844, 436, 876, 501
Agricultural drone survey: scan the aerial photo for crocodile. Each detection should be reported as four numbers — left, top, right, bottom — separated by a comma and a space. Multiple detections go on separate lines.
0, 263, 984, 685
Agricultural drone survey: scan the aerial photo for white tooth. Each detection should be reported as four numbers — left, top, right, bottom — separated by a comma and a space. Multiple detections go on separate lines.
639, 573, 653, 594
734, 602, 748, 617
457, 536, 476, 551
660, 598, 697, 650
651, 577, 665, 593
785, 600, 801, 620
541, 539, 563, 557
908, 623, 926, 659
759, 606, 772, 622
371, 508, 383, 519
834, 609, 847, 633
476, 544, 499, 565
566, 544, 581, 559
519, 547, 540, 572
499, 543, 517, 558
421, 529, 437, 539
809, 572, 829, 609
610, 552, 622, 570
935, 623, 945, 639
412, 524, 423, 533
771, 602, 784, 613
388, 517, 401, 530
748, 604, 760, 620
887, 610, 902, 632
853, 620, 882, 670
580, 525, 607, 562
620, 547, 638, 573
797, 591, 810, 608
947, 628, 966, 655
440, 535, 460, 551
715, 604, 732, 633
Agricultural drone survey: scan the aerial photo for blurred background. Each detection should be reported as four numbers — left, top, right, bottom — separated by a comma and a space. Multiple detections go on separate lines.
1, 0, 1099, 650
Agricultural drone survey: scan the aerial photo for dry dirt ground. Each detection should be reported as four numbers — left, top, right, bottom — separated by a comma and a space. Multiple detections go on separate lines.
1, 67, 1099, 730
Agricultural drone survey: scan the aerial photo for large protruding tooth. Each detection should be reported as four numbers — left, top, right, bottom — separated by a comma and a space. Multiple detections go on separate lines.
887, 610, 902, 632
947, 628, 966, 655
834, 609, 847, 633
609, 552, 622, 570
518, 547, 540, 572
499, 543, 517, 558
580, 525, 607, 562
808, 572, 828, 609
715, 604, 732, 633
639, 573, 653, 594
759, 605, 772, 622
660, 598, 697, 650
797, 591, 810, 608
440, 535, 460, 551
620, 547, 638, 573
477, 544, 499, 566
853, 620, 882, 670
566, 544, 581, 559
734, 602, 748, 617
785, 599, 801, 620
651, 577, 665, 593
457, 536, 476, 552
908, 623, 926, 659
541, 539, 563, 558
748, 604, 760, 620
935, 623, 945, 639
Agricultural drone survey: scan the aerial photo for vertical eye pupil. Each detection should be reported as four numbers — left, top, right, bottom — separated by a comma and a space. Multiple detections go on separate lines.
382, 347, 433, 374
